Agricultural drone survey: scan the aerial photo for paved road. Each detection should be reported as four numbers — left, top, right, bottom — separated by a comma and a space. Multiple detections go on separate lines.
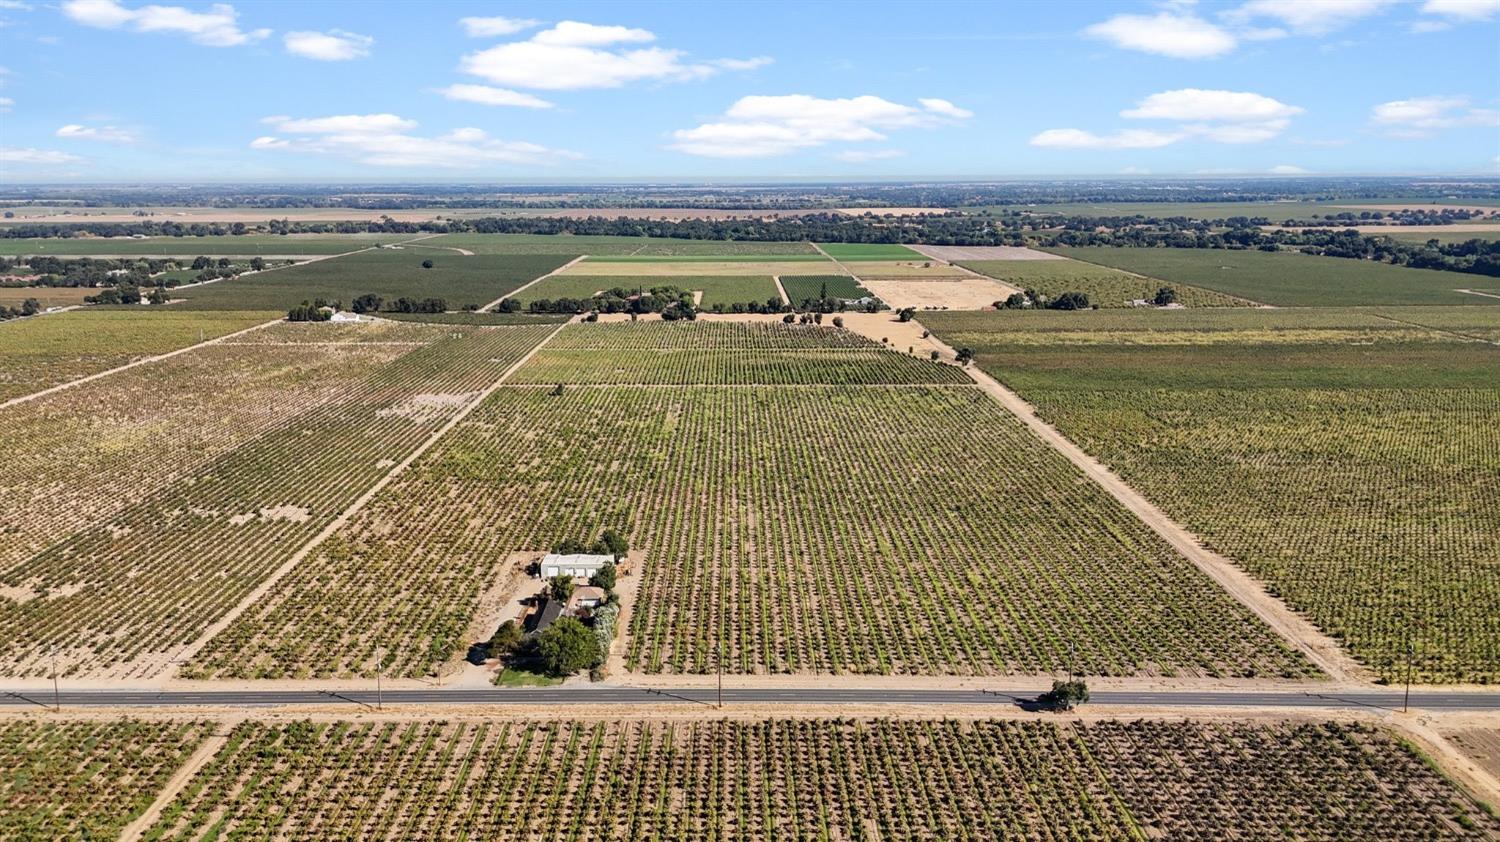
4, 686, 1498, 712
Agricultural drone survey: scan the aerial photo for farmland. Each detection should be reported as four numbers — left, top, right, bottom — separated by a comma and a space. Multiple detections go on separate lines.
566, 259, 837, 277
0, 321, 557, 677
1047, 246, 1499, 307
516, 274, 783, 310
0, 309, 277, 402
135, 718, 1497, 840
0, 719, 214, 840
842, 260, 971, 280
189, 321, 1312, 680
816, 242, 924, 260
925, 307, 1500, 682
960, 258, 1253, 307
0, 233, 396, 257
779, 274, 875, 305
172, 249, 577, 311
0, 286, 93, 308
423, 234, 820, 256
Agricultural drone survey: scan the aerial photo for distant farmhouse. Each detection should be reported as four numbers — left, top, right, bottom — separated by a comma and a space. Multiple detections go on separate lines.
539, 553, 614, 580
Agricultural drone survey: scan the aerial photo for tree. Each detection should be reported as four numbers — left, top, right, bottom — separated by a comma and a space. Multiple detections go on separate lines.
819, 281, 828, 299
1047, 291, 1090, 311
832, 316, 844, 328
249, 257, 266, 271
191, 256, 211, 270
421, 259, 434, 269
930, 350, 940, 361
352, 293, 383, 314
782, 312, 795, 324
599, 529, 629, 560
146, 287, 168, 305
548, 574, 575, 603
955, 347, 974, 365
487, 620, 522, 656
897, 307, 916, 322
537, 617, 601, 676
1040, 679, 1089, 711
1153, 286, 1177, 306
590, 563, 617, 592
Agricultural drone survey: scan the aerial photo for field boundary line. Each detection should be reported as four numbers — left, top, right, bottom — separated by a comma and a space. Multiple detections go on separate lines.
482, 255, 587, 312
1383, 718, 1500, 810
1372, 311, 1500, 346
772, 274, 790, 306
117, 727, 235, 842
162, 318, 577, 676
1454, 288, 1500, 301
0, 317, 282, 412
918, 320, 1365, 683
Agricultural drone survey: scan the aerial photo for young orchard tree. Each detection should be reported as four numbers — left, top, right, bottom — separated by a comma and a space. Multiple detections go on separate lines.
548, 574, 576, 603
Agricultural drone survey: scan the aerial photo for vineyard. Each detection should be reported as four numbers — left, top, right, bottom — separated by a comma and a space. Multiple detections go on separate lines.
0, 719, 214, 840
189, 321, 1312, 680
1046, 246, 1500, 307
0, 309, 276, 402
0, 321, 556, 677
0, 234, 391, 257
515, 275, 782, 310
174, 250, 578, 312
779, 274, 875, 305
959, 258, 1253, 307
924, 308, 1500, 683
423, 234, 820, 256
566, 259, 837, 277
137, 718, 1498, 840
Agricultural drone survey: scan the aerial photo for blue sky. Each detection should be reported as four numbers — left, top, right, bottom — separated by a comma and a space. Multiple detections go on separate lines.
1, 0, 1497, 181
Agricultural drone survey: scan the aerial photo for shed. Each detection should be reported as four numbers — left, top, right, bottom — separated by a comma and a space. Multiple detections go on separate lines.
539, 553, 614, 580
567, 586, 607, 612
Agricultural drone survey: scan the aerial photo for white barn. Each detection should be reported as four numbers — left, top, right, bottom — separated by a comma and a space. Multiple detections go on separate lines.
539, 553, 614, 580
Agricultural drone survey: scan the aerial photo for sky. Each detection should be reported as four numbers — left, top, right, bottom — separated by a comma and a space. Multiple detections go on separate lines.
0, 0, 1497, 182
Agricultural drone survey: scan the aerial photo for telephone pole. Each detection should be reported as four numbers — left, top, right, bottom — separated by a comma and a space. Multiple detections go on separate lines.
717, 639, 723, 710
1403, 640, 1415, 714
375, 646, 384, 712
51, 647, 60, 713
1067, 641, 1076, 685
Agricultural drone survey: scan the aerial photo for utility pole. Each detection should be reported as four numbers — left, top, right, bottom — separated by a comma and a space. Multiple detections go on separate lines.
1404, 639, 1415, 714
375, 646, 384, 712
51, 647, 60, 713
1067, 641, 1076, 685
717, 639, 723, 710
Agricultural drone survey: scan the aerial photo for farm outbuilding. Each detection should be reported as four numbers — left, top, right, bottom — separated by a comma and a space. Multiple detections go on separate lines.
539, 553, 614, 580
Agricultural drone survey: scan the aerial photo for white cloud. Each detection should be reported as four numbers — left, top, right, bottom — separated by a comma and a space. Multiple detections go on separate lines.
61, 0, 268, 46
1226, 0, 1400, 35
55, 122, 137, 142
835, 148, 906, 162
460, 20, 767, 90
1420, 0, 1500, 19
459, 15, 541, 37
1268, 164, 1309, 174
1036, 87, 1299, 150
0, 97, 11, 113
284, 29, 372, 61
0, 1, 34, 10
252, 113, 580, 169
1370, 95, 1500, 137
1029, 128, 1184, 149
670, 94, 971, 158
919, 98, 973, 119
1121, 88, 1302, 122
1084, 11, 1236, 58
437, 83, 553, 109
0, 146, 81, 164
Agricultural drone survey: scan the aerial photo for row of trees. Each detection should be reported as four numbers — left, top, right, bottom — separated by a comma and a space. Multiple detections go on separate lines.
996, 289, 1096, 311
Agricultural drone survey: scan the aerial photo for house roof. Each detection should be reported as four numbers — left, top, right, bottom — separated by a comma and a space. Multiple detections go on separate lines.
568, 586, 607, 609
523, 598, 564, 635
541, 553, 614, 569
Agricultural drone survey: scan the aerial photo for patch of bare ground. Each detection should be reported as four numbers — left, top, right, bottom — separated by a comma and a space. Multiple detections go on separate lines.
836, 207, 954, 216
862, 278, 1018, 310
1443, 727, 1500, 782
1391, 717, 1500, 809
602, 550, 646, 678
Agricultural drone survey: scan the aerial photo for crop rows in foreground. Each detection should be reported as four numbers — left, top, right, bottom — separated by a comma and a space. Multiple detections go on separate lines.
0, 321, 555, 677
133, 719, 1497, 841
191, 321, 1312, 680
926, 307, 1500, 683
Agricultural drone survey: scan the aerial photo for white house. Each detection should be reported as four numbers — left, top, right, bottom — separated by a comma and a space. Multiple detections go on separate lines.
329, 311, 363, 323
539, 553, 613, 580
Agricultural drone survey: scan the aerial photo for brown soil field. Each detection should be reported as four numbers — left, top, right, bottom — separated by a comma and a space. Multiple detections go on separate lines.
0, 287, 92, 307
844, 260, 972, 279
863, 278, 1019, 309
1445, 728, 1500, 780
837, 206, 955, 216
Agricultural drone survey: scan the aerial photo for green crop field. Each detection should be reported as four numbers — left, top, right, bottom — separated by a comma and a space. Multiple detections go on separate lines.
133, 718, 1496, 840
0, 233, 398, 257
926, 307, 1500, 683
0, 719, 214, 840
816, 242, 924, 260
970, 200, 1465, 220
0, 320, 557, 678
960, 258, 1253, 307
172, 249, 577, 312
189, 320, 1312, 681
779, 274, 874, 306
515, 274, 781, 309
423, 233, 819, 256
0, 309, 277, 402
1048, 246, 1498, 307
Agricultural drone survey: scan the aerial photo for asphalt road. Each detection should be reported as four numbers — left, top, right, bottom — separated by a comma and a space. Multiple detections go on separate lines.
4, 686, 1498, 712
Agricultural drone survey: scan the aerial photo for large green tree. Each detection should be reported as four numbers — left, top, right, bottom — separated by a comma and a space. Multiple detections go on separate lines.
538, 618, 601, 677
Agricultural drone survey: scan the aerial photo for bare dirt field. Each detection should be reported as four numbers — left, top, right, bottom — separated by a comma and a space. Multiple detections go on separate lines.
0, 287, 93, 307
910, 245, 1066, 262
844, 260, 972, 279
836, 207, 954, 216
0, 207, 825, 224
863, 278, 1019, 310
1445, 728, 1500, 780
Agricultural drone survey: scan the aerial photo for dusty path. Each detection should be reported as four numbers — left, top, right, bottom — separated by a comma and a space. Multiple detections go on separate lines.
163, 317, 577, 677
918, 321, 1365, 682
772, 275, 790, 306
1387, 716, 1500, 809
1456, 288, 1500, 300
0, 317, 281, 412
117, 727, 236, 841
483, 255, 586, 311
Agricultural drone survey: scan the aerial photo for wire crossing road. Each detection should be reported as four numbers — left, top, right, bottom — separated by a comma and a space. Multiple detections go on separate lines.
4, 686, 1498, 712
